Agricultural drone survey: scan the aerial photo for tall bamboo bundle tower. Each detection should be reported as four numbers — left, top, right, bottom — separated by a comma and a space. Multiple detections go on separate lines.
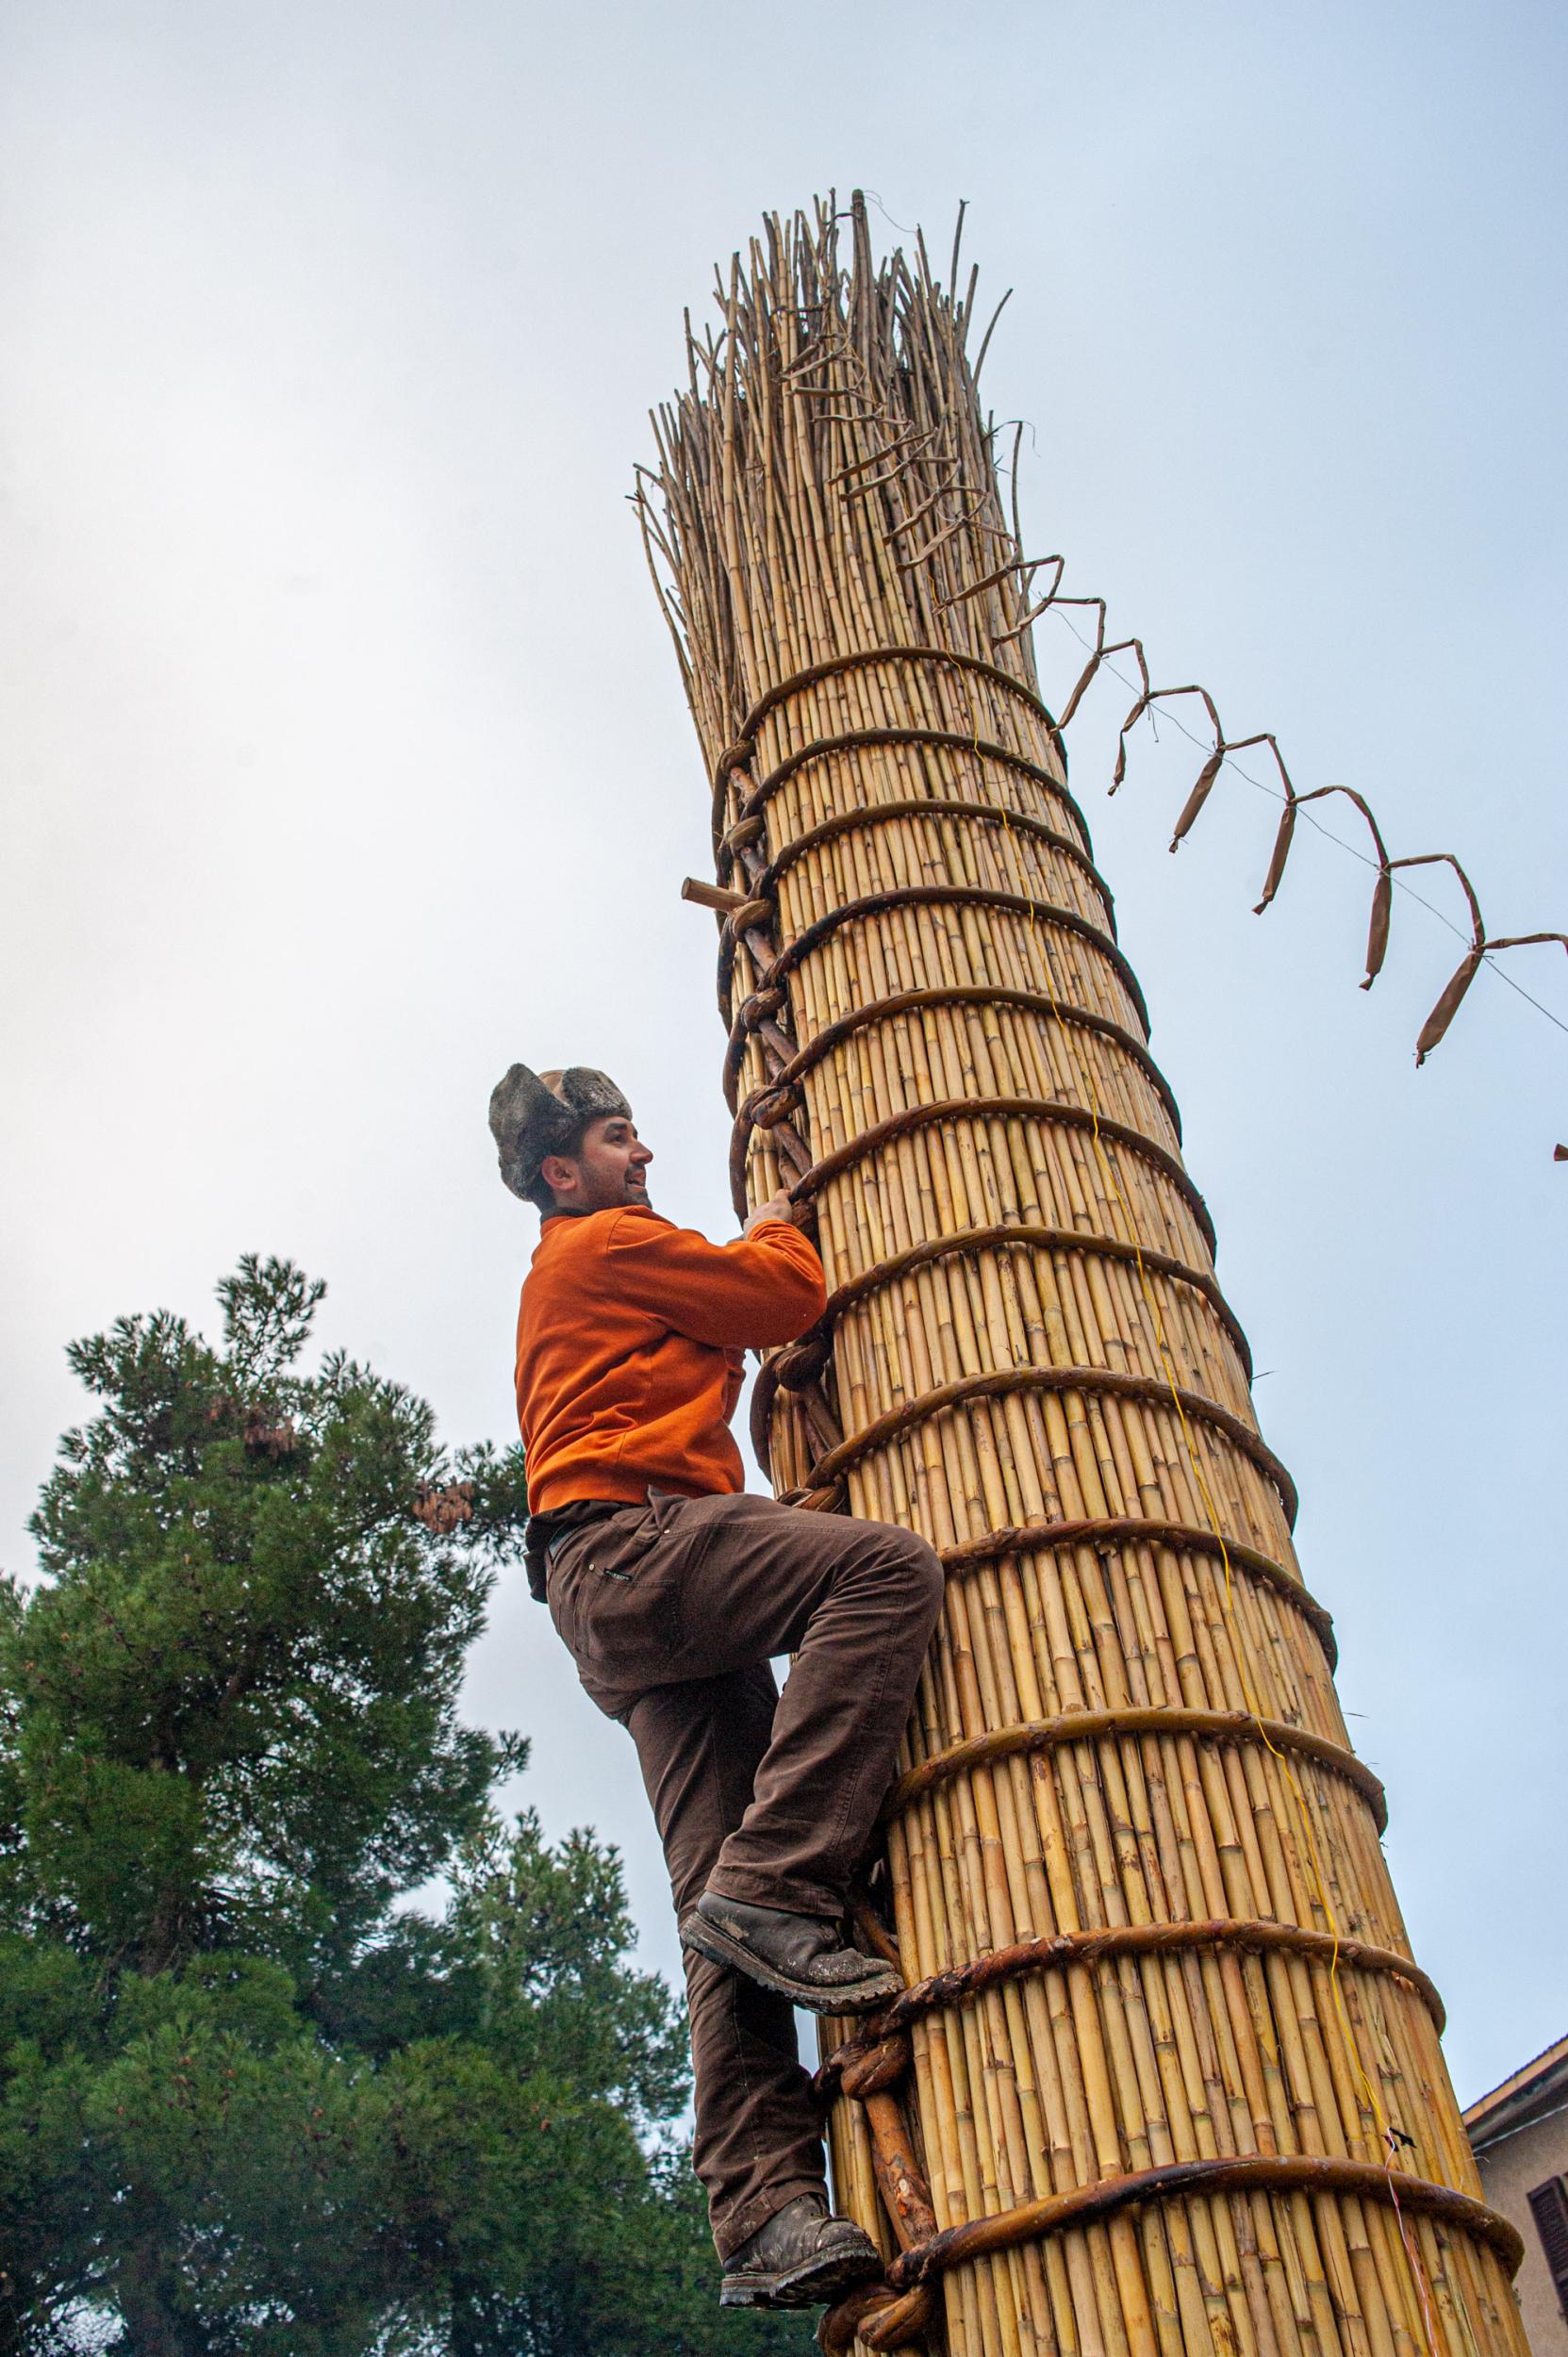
636, 194, 1526, 2357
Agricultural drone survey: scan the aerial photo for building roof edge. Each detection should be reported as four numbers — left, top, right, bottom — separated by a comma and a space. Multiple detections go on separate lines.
1464, 2032, 1568, 2149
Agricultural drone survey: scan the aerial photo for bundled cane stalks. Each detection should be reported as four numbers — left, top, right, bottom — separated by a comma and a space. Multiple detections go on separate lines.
636, 192, 1527, 2357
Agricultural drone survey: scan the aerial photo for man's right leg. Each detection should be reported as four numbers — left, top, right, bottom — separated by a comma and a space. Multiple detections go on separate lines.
546, 1492, 939, 2263
622, 1665, 831, 2262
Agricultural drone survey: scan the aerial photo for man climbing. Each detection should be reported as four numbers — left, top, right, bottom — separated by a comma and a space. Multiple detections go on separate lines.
489, 1062, 944, 2313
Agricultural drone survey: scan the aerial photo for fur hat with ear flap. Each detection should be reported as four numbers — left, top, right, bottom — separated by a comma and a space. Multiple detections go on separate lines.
487, 1063, 633, 1201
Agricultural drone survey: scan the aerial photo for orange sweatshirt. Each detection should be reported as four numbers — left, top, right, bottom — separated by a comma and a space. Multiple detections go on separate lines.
514, 1205, 827, 1512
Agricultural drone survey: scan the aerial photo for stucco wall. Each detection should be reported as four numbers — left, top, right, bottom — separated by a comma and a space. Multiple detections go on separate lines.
1475, 2109, 1568, 2356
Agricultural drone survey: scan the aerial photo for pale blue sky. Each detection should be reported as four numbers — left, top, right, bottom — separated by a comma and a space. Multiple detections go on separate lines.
2, 0, 1563, 2106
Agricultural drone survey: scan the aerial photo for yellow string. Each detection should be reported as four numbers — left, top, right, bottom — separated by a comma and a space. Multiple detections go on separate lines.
955, 676, 1444, 2351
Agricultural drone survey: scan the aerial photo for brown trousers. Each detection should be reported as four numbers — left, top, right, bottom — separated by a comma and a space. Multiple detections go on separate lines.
545, 1489, 944, 2257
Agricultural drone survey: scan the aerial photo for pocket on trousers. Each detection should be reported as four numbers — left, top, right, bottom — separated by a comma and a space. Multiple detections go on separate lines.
564, 1504, 660, 1586
553, 1504, 684, 1673
644, 1487, 724, 1578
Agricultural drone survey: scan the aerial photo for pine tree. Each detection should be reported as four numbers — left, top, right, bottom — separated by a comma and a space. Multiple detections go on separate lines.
0, 1259, 809, 2355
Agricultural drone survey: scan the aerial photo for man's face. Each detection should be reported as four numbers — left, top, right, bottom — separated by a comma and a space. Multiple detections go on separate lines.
542, 1113, 652, 1214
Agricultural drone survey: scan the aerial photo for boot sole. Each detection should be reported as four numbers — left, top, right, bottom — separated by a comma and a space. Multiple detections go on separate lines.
679, 1910, 900, 2016
719, 2240, 884, 2311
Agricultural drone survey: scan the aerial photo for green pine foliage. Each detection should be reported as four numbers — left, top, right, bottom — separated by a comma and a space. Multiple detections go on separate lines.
0, 1258, 812, 2355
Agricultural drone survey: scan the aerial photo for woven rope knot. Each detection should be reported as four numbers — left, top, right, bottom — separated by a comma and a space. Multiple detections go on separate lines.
770, 1336, 831, 1391
722, 894, 775, 937
817, 2283, 936, 2355
743, 1081, 801, 1130
835, 2032, 913, 2101
736, 984, 786, 1024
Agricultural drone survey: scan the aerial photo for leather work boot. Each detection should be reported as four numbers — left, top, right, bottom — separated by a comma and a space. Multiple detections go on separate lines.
680, 1888, 901, 2014
719, 2192, 883, 2310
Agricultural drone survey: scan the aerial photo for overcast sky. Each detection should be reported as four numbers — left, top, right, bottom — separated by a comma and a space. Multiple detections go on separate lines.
3, 0, 1563, 2110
